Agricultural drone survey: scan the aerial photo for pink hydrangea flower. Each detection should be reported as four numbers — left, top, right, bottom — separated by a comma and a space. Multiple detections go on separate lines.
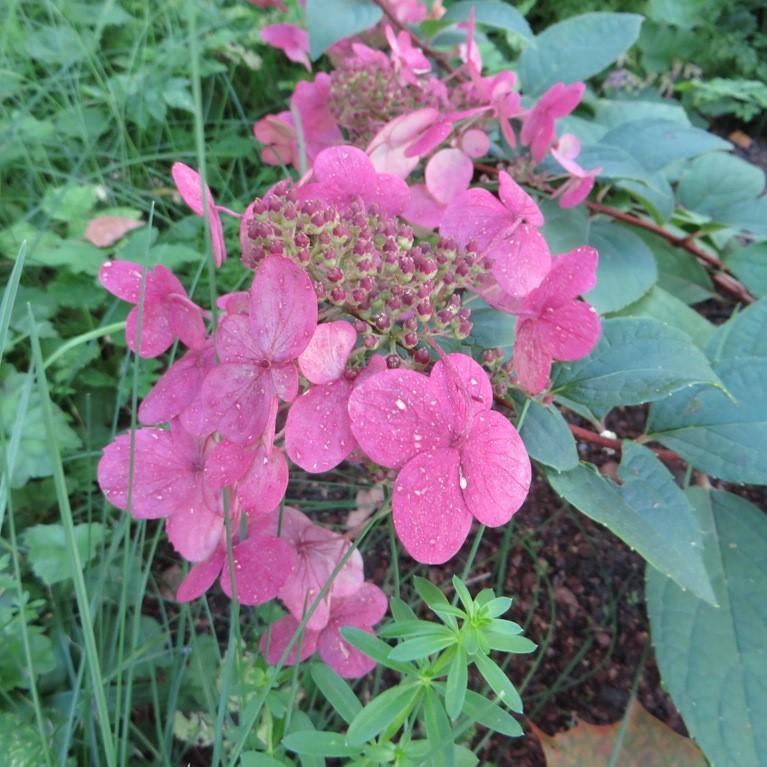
550, 133, 602, 209
349, 354, 531, 564
286, 322, 386, 472
261, 581, 388, 677
403, 147, 474, 230
99, 260, 206, 358
176, 530, 296, 606
390, 0, 428, 23
171, 163, 233, 267
513, 247, 601, 394
252, 506, 364, 631
520, 82, 585, 162
297, 145, 410, 217
260, 24, 311, 71
384, 26, 431, 85
253, 112, 299, 167
458, 128, 490, 159
248, 0, 287, 10
198, 255, 318, 443
98, 420, 222, 562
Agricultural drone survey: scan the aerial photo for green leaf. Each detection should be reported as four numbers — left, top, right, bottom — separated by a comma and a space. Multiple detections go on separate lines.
706, 299, 767, 362
616, 286, 715, 348
443, 1, 532, 38
548, 446, 715, 605
594, 98, 691, 128
30, 240, 105, 275
26, 25, 92, 64
446, 646, 468, 719
306, 0, 382, 59
346, 683, 421, 746
520, 401, 579, 471
473, 652, 523, 713
23, 523, 106, 585
282, 731, 357, 758
647, 357, 767, 483
309, 663, 361, 724
42, 185, 99, 222
600, 119, 729, 171
461, 690, 523, 737
715, 197, 767, 238
539, 199, 590, 254
519, 13, 643, 95
553, 318, 721, 418
423, 686, 455, 767
725, 243, 767, 298
0, 713, 49, 767
467, 299, 516, 351
389, 634, 456, 662
452, 576, 473, 613
340, 628, 415, 675
677, 152, 765, 220
484, 632, 537, 654
586, 220, 657, 313
646, 490, 767, 767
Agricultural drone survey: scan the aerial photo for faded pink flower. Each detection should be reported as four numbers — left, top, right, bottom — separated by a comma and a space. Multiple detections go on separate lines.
520, 82, 585, 162
385, 26, 431, 85
99, 260, 206, 358
260, 24, 311, 71
253, 506, 364, 631
349, 354, 531, 564
298, 145, 410, 217
550, 133, 602, 209
513, 247, 601, 394
286, 323, 386, 472
458, 128, 490, 159
253, 112, 299, 167
198, 255, 318, 443
171, 163, 230, 267
261, 581, 388, 677
98, 420, 222, 562
391, 0, 428, 23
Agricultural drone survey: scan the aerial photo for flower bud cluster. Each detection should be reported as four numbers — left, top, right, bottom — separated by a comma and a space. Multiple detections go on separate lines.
328, 54, 445, 146
243, 183, 487, 351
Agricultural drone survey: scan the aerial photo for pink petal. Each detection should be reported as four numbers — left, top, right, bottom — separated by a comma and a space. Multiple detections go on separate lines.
535, 300, 601, 361
317, 625, 378, 678
125, 305, 174, 359
237, 445, 289, 515
558, 175, 597, 208
513, 318, 554, 394
167, 294, 207, 350
166, 503, 223, 562
308, 145, 375, 201
249, 256, 318, 362
525, 246, 599, 310
139, 343, 216, 425
329, 582, 388, 628
425, 149, 473, 207
440, 188, 509, 252
367, 108, 441, 178
220, 535, 296, 605
217, 291, 250, 316
348, 369, 451, 469
550, 133, 584, 175
260, 615, 319, 666
85, 217, 143, 248
215, 314, 261, 363
199, 363, 274, 444
260, 24, 311, 71
403, 119, 453, 159
459, 128, 490, 159
498, 172, 543, 226
176, 549, 226, 602
459, 410, 531, 527
285, 379, 356, 473
171, 162, 208, 217
208, 205, 227, 267
271, 363, 299, 402
369, 173, 411, 217
430, 353, 493, 420
203, 438, 255, 489
489, 224, 552, 300
299, 320, 356, 384
401, 184, 446, 231
392, 449, 473, 564
98, 260, 145, 303
97, 429, 196, 519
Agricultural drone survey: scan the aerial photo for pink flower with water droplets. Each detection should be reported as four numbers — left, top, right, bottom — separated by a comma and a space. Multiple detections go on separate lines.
99, 260, 206, 358
550, 133, 602, 209
252, 506, 365, 631
520, 82, 585, 162
286, 323, 386, 473
513, 247, 601, 394
198, 255, 318, 443
260, 24, 311, 71
349, 354, 531, 564
298, 145, 410, 217
261, 581, 388, 677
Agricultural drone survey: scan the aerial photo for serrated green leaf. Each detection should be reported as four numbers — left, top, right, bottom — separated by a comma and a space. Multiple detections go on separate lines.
24, 522, 106, 585
553, 318, 721, 418
520, 400, 579, 471
547, 445, 715, 605
646, 489, 767, 767
519, 13, 643, 95
346, 683, 420, 747
309, 664, 361, 725
647, 357, 767, 483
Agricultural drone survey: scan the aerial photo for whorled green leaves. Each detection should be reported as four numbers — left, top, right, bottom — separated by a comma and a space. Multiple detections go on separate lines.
646, 490, 767, 767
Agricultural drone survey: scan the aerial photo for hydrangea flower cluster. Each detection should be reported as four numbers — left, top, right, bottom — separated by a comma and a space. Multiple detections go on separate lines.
96, 4, 604, 680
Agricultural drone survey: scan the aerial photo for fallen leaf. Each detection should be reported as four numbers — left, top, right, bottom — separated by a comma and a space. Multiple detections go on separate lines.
533, 699, 707, 767
84, 216, 143, 247
728, 130, 753, 149
346, 486, 385, 529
